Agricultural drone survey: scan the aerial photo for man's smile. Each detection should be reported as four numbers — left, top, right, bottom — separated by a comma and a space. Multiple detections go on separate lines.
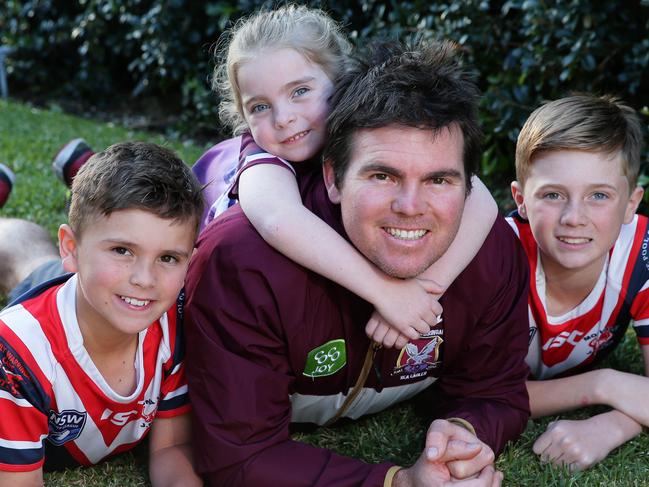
384, 227, 428, 240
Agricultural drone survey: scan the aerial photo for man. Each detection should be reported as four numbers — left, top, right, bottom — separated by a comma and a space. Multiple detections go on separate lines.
184, 41, 530, 487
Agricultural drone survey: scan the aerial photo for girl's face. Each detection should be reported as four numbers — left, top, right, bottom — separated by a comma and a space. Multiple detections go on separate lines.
237, 48, 334, 162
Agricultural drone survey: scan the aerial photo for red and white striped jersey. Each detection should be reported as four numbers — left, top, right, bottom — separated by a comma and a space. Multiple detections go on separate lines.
507, 213, 649, 379
0, 274, 190, 472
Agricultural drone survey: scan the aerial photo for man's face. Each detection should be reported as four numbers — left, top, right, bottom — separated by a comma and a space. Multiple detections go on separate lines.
324, 124, 467, 278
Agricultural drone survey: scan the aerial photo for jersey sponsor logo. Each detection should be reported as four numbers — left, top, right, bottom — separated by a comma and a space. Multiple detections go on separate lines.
100, 397, 158, 428
101, 408, 139, 426
48, 409, 87, 445
393, 329, 443, 379
303, 339, 347, 378
0, 356, 26, 398
587, 328, 613, 353
542, 330, 583, 351
640, 233, 649, 271
0, 339, 32, 399
0, 338, 49, 413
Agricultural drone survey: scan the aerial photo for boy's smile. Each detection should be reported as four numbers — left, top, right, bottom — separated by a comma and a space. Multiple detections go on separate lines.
60, 209, 195, 348
511, 150, 643, 281
238, 47, 333, 162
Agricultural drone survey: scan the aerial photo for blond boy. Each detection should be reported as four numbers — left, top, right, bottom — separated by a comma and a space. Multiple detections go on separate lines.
0, 142, 203, 486
507, 94, 647, 470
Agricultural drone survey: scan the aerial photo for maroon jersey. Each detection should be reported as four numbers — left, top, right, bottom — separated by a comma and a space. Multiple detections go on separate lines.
185, 168, 530, 486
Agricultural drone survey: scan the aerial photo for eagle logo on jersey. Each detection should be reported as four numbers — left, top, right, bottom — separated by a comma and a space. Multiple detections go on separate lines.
393, 329, 443, 379
48, 409, 87, 446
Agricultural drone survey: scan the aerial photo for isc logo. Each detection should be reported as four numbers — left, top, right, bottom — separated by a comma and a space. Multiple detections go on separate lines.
101, 408, 139, 426
542, 330, 583, 351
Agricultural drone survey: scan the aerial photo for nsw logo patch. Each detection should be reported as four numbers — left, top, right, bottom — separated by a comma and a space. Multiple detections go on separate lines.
303, 339, 346, 378
48, 409, 87, 446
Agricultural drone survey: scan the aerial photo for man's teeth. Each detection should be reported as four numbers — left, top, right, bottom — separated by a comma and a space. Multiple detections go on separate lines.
386, 228, 427, 240
558, 237, 591, 244
121, 296, 150, 307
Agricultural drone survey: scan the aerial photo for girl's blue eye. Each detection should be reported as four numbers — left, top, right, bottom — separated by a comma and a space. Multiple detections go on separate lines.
251, 103, 269, 113
592, 192, 608, 200
294, 87, 309, 97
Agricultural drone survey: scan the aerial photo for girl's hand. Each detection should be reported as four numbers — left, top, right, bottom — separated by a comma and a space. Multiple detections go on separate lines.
370, 278, 443, 344
365, 310, 412, 349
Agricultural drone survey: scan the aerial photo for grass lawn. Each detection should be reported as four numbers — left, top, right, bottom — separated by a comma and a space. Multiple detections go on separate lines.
2, 99, 649, 486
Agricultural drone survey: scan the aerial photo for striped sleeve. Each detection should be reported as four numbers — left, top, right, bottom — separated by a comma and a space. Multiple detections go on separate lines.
0, 313, 52, 471
627, 217, 649, 345
157, 298, 190, 418
631, 281, 649, 345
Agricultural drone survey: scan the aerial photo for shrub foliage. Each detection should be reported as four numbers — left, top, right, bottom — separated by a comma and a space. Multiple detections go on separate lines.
1, 0, 647, 197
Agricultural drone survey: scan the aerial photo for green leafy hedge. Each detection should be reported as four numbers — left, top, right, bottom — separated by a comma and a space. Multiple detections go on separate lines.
1, 0, 647, 202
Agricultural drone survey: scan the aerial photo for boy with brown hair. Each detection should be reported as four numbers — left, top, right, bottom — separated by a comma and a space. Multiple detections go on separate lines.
507, 94, 647, 470
0, 142, 203, 486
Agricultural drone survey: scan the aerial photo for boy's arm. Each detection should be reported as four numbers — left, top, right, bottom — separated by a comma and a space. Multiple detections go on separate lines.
593, 345, 649, 425
148, 413, 202, 487
0, 470, 44, 487
532, 410, 642, 471
418, 176, 497, 289
238, 162, 441, 340
526, 372, 603, 418
527, 352, 649, 471
528, 360, 649, 425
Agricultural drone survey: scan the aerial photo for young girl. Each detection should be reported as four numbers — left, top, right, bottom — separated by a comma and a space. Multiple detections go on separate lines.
198, 5, 498, 348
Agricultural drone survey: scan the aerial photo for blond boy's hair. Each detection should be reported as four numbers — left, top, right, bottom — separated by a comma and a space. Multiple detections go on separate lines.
515, 94, 643, 189
213, 4, 352, 136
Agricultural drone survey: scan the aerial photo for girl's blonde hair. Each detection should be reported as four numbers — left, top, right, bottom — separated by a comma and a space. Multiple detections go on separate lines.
214, 4, 352, 135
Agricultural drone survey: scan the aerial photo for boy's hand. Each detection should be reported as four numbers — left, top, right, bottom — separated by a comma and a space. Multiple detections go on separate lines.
533, 411, 642, 471
370, 277, 443, 344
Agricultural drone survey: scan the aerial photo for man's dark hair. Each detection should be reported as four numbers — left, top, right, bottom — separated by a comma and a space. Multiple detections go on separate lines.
324, 40, 482, 191
69, 141, 205, 238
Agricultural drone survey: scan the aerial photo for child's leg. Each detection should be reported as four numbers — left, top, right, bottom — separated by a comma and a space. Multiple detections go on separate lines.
0, 163, 15, 209
0, 218, 60, 296
52, 138, 94, 187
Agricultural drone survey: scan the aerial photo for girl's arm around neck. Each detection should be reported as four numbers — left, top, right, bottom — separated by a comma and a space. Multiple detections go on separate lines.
418, 176, 497, 290
238, 163, 442, 340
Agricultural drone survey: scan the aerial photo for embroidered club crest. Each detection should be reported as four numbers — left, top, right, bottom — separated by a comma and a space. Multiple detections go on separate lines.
394, 332, 443, 376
